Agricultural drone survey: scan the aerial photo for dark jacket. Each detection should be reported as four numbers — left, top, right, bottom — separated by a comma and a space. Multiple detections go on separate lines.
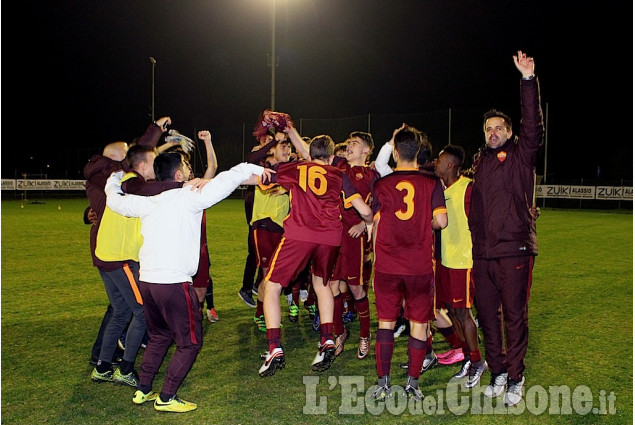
469, 78, 544, 260
83, 123, 165, 270
84, 155, 128, 270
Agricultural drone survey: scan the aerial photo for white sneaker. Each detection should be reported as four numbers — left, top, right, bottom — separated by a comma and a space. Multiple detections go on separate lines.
372, 376, 391, 401
300, 290, 309, 303
258, 348, 285, 377
484, 372, 508, 398
453, 359, 471, 379
465, 360, 488, 388
311, 340, 335, 372
393, 323, 407, 338
404, 376, 424, 401
504, 376, 525, 406
420, 351, 437, 372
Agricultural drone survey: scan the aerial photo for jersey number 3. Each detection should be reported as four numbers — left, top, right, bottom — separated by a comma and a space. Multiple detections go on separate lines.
395, 181, 415, 220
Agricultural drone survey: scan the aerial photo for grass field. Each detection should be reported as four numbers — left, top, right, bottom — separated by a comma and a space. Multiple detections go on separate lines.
1, 198, 632, 424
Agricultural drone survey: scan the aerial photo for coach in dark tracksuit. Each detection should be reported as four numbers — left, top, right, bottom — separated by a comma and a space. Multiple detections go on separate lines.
468, 50, 544, 407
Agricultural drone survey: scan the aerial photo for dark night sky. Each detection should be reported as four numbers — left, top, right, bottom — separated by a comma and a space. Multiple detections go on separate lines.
4, 1, 633, 181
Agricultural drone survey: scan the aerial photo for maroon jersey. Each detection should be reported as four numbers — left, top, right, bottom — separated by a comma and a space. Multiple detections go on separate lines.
333, 157, 380, 228
268, 160, 362, 247
371, 168, 446, 276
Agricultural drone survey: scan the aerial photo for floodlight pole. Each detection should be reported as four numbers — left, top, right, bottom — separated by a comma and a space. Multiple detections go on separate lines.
543, 102, 549, 183
149, 56, 157, 122
270, 0, 276, 110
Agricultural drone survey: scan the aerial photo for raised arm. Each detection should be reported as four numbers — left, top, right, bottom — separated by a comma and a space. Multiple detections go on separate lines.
516, 50, 544, 163
374, 123, 406, 177
137, 116, 171, 147
513, 50, 535, 79
246, 136, 278, 165
284, 116, 309, 158
198, 130, 218, 179
284, 123, 310, 160
374, 142, 394, 178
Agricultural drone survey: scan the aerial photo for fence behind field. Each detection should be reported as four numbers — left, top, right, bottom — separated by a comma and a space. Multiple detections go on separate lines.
4, 108, 631, 209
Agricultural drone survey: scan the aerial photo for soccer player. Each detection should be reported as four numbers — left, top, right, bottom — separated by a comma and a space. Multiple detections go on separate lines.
375, 126, 468, 375
246, 131, 293, 331
258, 118, 374, 378
329, 131, 380, 360
433, 144, 486, 387
238, 120, 275, 309
370, 125, 447, 401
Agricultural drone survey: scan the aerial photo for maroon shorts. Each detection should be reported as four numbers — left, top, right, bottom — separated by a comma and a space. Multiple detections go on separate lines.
331, 231, 366, 286
254, 228, 284, 269
373, 270, 435, 324
436, 263, 474, 309
266, 238, 339, 288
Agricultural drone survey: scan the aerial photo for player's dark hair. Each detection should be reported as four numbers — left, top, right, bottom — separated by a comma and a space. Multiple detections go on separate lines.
394, 125, 424, 162
153, 152, 183, 181
309, 135, 335, 160
440, 144, 465, 167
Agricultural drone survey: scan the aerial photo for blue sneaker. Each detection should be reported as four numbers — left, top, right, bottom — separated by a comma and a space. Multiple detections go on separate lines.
238, 290, 256, 308
342, 311, 357, 325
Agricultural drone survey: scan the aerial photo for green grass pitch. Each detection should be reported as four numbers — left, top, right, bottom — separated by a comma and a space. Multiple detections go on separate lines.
1, 198, 632, 424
